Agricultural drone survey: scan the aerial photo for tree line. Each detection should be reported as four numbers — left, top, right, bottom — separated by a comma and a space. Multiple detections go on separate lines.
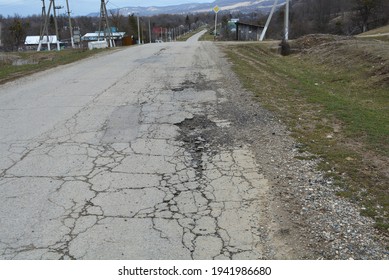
261, 0, 387, 39
286, 0, 389, 37
0, 12, 214, 51
1, 0, 389, 51
218, 0, 389, 40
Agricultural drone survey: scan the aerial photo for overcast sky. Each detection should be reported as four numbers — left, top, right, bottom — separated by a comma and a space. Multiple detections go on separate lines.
0, 0, 212, 17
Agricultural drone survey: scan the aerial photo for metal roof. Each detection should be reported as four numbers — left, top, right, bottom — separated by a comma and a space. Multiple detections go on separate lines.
81, 32, 126, 41
25, 35, 59, 45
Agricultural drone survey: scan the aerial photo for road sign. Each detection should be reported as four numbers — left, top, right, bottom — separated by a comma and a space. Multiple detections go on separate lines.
213, 5, 220, 13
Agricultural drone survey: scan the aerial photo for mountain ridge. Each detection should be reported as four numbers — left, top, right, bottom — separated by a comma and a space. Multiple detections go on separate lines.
89, 0, 286, 16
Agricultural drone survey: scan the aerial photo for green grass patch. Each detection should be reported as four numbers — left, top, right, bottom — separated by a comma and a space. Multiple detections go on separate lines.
359, 24, 389, 36
199, 29, 217, 41
0, 48, 110, 84
357, 35, 389, 42
223, 39, 389, 231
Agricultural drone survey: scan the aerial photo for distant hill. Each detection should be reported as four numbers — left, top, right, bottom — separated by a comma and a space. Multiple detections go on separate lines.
88, 0, 286, 16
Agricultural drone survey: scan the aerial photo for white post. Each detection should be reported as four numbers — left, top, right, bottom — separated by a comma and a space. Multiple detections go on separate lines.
284, 0, 289, 41
137, 15, 141, 44
214, 12, 218, 37
149, 19, 152, 43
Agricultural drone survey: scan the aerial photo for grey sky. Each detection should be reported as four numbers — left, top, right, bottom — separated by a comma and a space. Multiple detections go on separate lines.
0, 0, 212, 17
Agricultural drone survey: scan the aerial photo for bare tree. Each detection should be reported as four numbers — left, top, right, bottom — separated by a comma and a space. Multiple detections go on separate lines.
8, 16, 30, 51
354, 0, 381, 32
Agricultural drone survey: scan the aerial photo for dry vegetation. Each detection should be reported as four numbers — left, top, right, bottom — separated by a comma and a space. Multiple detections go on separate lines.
223, 35, 389, 231
359, 24, 389, 36
0, 48, 110, 85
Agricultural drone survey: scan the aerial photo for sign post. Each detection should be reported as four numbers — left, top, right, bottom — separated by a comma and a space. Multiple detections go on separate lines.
284, 0, 289, 41
213, 5, 220, 38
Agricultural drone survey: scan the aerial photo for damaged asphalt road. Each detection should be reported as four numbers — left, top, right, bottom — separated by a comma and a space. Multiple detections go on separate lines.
0, 31, 387, 260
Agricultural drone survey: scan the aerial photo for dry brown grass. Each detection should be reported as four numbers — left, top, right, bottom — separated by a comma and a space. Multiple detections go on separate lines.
223, 35, 389, 231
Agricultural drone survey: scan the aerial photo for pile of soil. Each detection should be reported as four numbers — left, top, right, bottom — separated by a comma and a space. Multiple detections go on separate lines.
292, 34, 350, 50
292, 34, 389, 86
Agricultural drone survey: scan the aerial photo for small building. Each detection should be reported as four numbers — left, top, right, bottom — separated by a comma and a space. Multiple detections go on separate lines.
81, 31, 126, 45
235, 22, 264, 41
87, 40, 108, 50
24, 35, 62, 50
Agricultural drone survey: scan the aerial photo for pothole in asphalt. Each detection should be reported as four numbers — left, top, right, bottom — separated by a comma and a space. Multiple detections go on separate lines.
175, 116, 218, 177
171, 80, 197, 92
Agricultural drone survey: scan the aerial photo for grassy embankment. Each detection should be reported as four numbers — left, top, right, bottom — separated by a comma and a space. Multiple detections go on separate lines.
199, 31, 216, 41
223, 36, 389, 231
357, 24, 389, 42
0, 48, 109, 85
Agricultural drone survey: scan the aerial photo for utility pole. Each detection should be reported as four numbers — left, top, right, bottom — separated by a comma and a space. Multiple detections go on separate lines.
284, 0, 290, 41
137, 14, 141, 44
260, 0, 278, 41
149, 19, 152, 43
38, 0, 50, 51
52, 1, 61, 51
141, 24, 144, 44
213, 6, 220, 38
65, 0, 75, 48
38, 0, 61, 51
98, 0, 114, 47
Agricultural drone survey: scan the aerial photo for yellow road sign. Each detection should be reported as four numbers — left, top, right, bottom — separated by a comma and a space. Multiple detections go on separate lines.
213, 5, 220, 13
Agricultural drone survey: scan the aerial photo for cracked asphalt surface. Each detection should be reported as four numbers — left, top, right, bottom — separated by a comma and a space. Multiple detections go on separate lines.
2, 31, 386, 260
1, 31, 279, 259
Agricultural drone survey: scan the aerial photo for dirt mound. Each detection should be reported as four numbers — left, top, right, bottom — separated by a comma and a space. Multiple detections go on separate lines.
293, 34, 389, 86
292, 34, 351, 50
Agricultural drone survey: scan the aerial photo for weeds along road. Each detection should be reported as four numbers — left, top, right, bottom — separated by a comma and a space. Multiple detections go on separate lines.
0, 31, 386, 260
